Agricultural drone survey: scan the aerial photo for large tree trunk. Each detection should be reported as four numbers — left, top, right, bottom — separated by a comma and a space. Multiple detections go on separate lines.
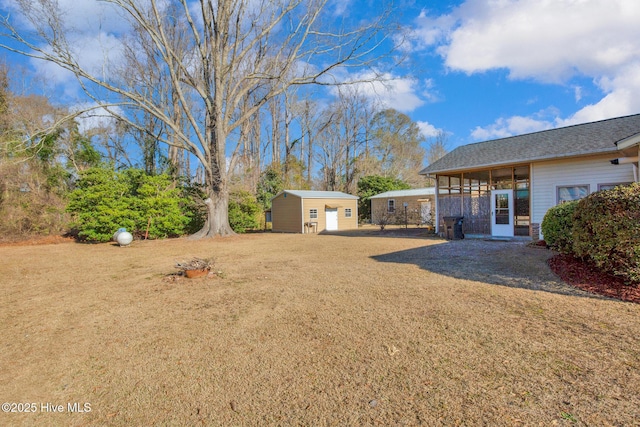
189, 189, 236, 239
189, 117, 236, 239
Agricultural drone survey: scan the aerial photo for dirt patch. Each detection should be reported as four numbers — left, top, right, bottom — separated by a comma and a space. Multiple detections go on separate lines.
1, 233, 638, 425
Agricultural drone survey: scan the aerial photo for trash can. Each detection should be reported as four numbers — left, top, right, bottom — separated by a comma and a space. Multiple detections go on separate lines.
443, 216, 464, 240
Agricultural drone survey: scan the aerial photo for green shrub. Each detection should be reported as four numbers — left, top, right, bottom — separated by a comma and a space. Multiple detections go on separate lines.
133, 172, 189, 239
66, 167, 138, 241
67, 166, 192, 242
572, 183, 640, 283
541, 200, 579, 254
228, 190, 261, 233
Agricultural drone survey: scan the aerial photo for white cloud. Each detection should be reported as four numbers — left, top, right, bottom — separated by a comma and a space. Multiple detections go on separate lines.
31, 31, 125, 90
421, 78, 440, 103
572, 86, 583, 103
417, 120, 441, 138
331, 0, 353, 17
441, 0, 640, 83
397, 9, 455, 53
3, 0, 128, 96
1, 0, 127, 33
329, 70, 430, 113
471, 114, 555, 141
558, 63, 640, 126
409, 0, 640, 128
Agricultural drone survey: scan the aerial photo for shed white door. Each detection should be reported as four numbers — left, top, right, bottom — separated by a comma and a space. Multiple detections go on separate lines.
491, 189, 514, 237
325, 208, 338, 231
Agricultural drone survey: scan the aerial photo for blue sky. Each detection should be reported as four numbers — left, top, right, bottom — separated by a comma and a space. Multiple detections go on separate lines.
2, 0, 640, 154
372, 0, 640, 150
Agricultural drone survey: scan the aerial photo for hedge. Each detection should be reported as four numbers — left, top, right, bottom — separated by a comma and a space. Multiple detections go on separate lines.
572, 183, 640, 284
540, 200, 579, 254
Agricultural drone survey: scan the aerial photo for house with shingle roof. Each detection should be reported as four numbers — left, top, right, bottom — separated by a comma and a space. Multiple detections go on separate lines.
271, 190, 359, 233
369, 188, 435, 227
419, 114, 640, 239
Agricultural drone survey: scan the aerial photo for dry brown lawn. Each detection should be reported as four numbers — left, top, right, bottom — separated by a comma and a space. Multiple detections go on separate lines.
1, 229, 639, 426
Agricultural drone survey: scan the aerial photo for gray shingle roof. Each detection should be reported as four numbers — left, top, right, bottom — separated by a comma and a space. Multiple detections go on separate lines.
369, 188, 435, 199
277, 190, 359, 199
420, 113, 640, 175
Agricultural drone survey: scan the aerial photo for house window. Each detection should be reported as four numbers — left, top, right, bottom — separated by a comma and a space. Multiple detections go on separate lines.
387, 199, 395, 213
598, 182, 632, 191
557, 185, 589, 204
345, 208, 352, 218
310, 208, 318, 219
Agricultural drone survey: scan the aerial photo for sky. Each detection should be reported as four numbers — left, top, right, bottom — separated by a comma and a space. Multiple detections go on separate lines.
378, 0, 640, 150
2, 0, 640, 153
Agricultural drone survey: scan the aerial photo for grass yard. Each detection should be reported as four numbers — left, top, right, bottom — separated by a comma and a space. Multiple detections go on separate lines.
1, 231, 638, 426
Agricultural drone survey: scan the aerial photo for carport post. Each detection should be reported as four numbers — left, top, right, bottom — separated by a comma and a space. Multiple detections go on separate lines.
403, 202, 408, 228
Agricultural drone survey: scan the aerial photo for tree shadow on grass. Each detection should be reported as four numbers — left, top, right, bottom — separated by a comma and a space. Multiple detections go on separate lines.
371, 239, 605, 300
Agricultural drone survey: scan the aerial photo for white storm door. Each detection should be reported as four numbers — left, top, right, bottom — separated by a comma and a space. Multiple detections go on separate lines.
491, 190, 514, 237
325, 209, 338, 231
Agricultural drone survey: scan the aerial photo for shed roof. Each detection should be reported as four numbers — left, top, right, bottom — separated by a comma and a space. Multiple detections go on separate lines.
420, 113, 640, 175
274, 190, 359, 200
369, 188, 435, 199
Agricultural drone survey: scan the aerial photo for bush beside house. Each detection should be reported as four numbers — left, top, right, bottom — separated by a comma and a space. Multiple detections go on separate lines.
540, 200, 578, 254
541, 183, 640, 284
572, 183, 640, 284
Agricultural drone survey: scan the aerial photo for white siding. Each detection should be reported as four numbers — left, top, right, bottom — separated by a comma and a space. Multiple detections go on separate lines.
531, 154, 635, 236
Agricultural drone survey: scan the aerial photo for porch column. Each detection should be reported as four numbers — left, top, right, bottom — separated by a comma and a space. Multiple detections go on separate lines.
434, 175, 440, 234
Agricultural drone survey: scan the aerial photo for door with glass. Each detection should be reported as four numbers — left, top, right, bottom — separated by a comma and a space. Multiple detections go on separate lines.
491, 189, 514, 237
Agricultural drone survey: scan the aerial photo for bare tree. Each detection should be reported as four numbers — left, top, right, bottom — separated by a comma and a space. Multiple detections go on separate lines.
315, 105, 345, 191
424, 130, 448, 186
334, 85, 372, 194
426, 130, 448, 166
118, 3, 195, 176
267, 93, 283, 168
236, 94, 263, 191
298, 97, 318, 186
311, 86, 374, 192
1, 0, 392, 238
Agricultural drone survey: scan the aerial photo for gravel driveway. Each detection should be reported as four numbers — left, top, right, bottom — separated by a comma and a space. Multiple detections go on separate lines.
370, 234, 602, 299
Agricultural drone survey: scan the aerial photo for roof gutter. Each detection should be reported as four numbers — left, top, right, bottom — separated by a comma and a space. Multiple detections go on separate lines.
421, 149, 623, 176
